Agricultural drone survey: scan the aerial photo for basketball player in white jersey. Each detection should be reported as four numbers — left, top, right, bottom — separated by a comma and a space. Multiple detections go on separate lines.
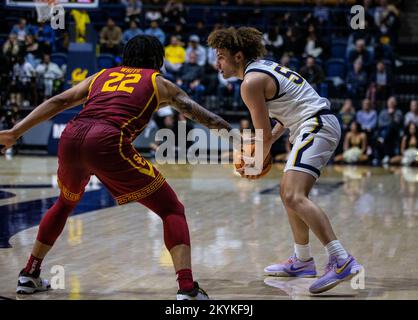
208, 27, 363, 294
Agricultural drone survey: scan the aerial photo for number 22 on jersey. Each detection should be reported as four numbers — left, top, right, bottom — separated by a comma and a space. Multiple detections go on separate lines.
101, 72, 142, 94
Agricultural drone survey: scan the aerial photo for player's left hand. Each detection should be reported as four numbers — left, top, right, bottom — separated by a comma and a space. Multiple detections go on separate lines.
0, 130, 18, 154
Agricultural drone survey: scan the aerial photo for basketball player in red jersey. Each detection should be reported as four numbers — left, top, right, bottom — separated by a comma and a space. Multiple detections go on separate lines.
0, 35, 234, 299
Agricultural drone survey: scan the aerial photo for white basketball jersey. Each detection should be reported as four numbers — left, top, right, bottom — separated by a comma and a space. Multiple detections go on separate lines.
244, 59, 331, 143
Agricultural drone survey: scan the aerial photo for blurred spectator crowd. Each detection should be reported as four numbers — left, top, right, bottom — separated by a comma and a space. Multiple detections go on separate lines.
1, 0, 417, 166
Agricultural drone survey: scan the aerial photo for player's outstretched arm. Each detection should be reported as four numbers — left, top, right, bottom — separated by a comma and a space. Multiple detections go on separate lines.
156, 76, 232, 131
0, 74, 95, 153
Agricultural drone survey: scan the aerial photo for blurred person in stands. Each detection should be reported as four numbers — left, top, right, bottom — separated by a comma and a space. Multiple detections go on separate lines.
263, 26, 284, 60
32, 21, 55, 53
24, 35, 43, 70
216, 72, 242, 111
347, 38, 372, 70
100, 18, 122, 55
356, 99, 377, 133
3, 33, 21, 66
121, 0, 143, 23
163, 0, 186, 25
10, 18, 30, 44
356, 98, 377, 154
36, 54, 64, 100
299, 56, 325, 92
313, 0, 330, 26
11, 55, 36, 107
404, 100, 418, 127
376, 96, 403, 164
145, 20, 166, 45
374, 0, 400, 46
338, 99, 356, 133
203, 47, 220, 97
334, 121, 369, 164
176, 52, 205, 103
186, 35, 206, 67
122, 20, 143, 45
390, 122, 418, 166
346, 59, 368, 102
165, 35, 186, 76
283, 27, 305, 57
367, 60, 393, 104
145, 1, 163, 23
304, 24, 326, 60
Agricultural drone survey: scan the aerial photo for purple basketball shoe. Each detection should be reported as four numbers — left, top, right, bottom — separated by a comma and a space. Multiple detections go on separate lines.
309, 254, 363, 294
264, 255, 317, 278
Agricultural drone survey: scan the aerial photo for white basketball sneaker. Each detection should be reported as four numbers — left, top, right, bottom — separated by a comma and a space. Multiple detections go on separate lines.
16, 269, 51, 294
176, 282, 210, 300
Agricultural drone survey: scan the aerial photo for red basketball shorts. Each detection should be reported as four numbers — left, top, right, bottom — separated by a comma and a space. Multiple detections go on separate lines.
57, 119, 166, 205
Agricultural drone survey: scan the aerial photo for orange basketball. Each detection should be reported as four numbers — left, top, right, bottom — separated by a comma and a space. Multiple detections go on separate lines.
234, 143, 273, 179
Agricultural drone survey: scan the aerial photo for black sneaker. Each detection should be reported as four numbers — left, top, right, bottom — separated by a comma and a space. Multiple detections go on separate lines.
176, 281, 210, 300
16, 269, 51, 294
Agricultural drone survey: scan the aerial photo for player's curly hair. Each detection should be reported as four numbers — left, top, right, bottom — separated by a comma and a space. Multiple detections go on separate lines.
122, 35, 164, 70
207, 27, 266, 60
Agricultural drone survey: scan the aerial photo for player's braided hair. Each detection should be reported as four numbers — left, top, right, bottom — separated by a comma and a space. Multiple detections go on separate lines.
122, 35, 164, 70
207, 27, 266, 60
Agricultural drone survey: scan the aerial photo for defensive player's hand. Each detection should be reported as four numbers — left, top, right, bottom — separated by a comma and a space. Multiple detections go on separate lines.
0, 130, 18, 153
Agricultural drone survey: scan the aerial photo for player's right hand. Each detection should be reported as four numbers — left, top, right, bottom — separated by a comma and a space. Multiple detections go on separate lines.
0, 130, 18, 154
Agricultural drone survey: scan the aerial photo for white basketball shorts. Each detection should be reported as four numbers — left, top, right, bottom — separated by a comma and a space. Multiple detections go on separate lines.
284, 110, 341, 179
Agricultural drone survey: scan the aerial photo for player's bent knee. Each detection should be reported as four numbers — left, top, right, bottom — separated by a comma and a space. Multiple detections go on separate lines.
282, 192, 306, 211
58, 192, 81, 208
156, 199, 185, 219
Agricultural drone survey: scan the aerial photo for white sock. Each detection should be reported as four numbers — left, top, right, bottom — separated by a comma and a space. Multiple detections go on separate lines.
325, 240, 348, 260
294, 243, 312, 261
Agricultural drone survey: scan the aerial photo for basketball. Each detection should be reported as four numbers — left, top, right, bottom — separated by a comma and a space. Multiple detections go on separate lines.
234, 143, 273, 179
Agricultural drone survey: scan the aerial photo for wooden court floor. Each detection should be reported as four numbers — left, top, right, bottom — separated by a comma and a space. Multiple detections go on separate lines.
0, 156, 418, 300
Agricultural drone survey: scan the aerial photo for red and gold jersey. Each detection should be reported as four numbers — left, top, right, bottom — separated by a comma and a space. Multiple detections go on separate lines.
76, 66, 160, 139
